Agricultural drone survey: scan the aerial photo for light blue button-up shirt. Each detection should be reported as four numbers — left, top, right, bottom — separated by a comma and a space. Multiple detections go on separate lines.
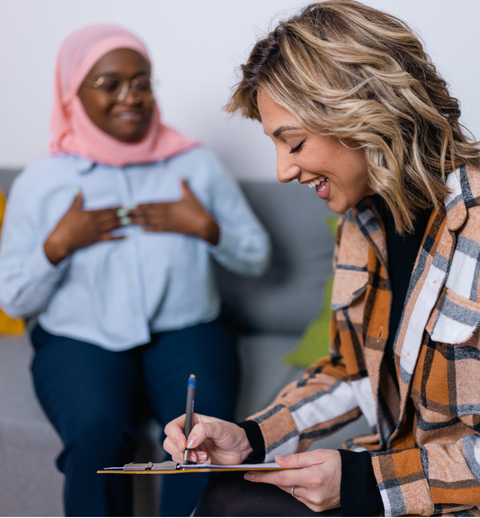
0, 147, 270, 351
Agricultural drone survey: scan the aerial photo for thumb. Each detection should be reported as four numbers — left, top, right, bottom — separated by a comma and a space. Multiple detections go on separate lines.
180, 177, 194, 199
69, 190, 84, 211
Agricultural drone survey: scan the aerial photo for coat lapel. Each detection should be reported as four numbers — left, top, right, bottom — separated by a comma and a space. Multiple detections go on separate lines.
390, 168, 467, 441
352, 199, 394, 446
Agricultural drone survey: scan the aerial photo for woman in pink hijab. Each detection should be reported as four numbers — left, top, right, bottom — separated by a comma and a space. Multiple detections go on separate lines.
0, 24, 270, 517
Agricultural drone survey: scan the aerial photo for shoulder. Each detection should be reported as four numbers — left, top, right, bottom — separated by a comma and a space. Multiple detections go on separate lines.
9, 154, 84, 203
14, 155, 83, 186
167, 146, 230, 178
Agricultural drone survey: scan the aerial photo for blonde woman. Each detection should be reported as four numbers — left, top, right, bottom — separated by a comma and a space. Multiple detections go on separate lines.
163, 1, 480, 516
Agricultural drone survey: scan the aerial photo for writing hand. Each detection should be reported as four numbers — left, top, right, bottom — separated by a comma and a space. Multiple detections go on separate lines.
244, 449, 341, 513
127, 179, 220, 245
163, 413, 252, 465
44, 191, 123, 265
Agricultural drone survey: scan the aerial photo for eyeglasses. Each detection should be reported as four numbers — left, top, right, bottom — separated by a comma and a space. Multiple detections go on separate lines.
81, 75, 155, 103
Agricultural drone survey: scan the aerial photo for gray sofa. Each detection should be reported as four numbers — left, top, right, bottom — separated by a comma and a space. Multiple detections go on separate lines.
0, 168, 369, 517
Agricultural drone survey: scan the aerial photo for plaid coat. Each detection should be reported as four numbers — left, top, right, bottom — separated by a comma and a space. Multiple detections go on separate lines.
249, 166, 480, 516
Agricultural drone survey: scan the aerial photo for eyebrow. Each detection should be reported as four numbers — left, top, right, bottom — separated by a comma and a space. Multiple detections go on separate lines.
95, 70, 150, 79
272, 125, 303, 138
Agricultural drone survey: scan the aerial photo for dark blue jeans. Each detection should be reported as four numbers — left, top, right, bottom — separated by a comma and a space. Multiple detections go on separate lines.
30, 318, 239, 517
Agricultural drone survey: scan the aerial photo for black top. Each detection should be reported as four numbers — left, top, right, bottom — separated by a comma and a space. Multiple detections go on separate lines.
379, 197, 432, 389
240, 198, 432, 517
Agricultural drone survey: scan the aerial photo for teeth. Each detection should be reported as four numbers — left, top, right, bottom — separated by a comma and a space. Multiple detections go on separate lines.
118, 112, 140, 119
306, 177, 327, 188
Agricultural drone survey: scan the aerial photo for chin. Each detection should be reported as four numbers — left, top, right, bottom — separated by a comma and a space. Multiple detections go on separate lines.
112, 129, 147, 143
325, 199, 351, 214
107, 121, 149, 142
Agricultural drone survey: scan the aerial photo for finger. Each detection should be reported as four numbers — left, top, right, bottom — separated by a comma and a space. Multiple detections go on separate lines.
125, 207, 147, 218
275, 450, 327, 469
132, 202, 154, 211
244, 465, 321, 490
180, 177, 191, 197
184, 421, 222, 450
163, 437, 184, 463
164, 415, 188, 453
243, 468, 293, 487
98, 218, 124, 233
127, 214, 150, 226
97, 233, 124, 242
195, 451, 211, 464
162, 437, 199, 464
69, 191, 84, 211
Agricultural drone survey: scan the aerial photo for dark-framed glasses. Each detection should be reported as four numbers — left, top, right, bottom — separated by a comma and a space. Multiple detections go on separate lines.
82, 75, 155, 103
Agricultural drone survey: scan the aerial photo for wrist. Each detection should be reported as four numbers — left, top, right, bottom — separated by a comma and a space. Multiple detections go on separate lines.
44, 233, 70, 265
235, 421, 265, 463
238, 428, 254, 461
199, 214, 219, 245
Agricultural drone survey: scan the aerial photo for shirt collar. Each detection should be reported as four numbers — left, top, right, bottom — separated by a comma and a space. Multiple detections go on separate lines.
70, 155, 95, 175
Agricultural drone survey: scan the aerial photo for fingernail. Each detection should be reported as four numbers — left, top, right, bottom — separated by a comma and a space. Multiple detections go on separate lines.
177, 442, 183, 453
244, 473, 254, 481
126, 202, 137, 210
120, 216, 131, 226
197, 452, 207, 462
186, 436, 196, 448
72, 185, 80, 195
275, 455, 287, 462
117, 208, 127, 217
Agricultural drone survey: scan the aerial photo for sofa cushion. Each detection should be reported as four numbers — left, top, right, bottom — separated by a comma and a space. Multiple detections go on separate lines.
216, 181, 334, 335
0, 168, 21, 196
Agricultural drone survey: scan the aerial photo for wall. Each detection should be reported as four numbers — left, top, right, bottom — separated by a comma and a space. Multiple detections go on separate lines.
0, 0, 479, 179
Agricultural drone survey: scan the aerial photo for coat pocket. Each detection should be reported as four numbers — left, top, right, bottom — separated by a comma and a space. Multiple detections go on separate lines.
429, 287, 480, 344
331, 268, 368, 310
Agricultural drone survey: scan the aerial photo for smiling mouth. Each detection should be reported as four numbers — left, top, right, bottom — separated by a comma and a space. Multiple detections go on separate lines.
306, 176, 329, 192
115, 111, 143, 122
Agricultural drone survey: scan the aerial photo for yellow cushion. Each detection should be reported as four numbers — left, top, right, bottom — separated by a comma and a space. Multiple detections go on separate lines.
0, 190, 25, 335
282, 215, 338, 367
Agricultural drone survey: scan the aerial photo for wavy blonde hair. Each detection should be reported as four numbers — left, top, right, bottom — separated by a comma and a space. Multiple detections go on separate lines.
225, 0, 480, 233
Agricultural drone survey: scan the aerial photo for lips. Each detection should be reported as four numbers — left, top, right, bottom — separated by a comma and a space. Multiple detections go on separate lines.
114, 111, 143, 122
305, 176, 330, 199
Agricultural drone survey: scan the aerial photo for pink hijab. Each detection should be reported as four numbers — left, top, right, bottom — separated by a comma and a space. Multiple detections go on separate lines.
49, 24, 199, 166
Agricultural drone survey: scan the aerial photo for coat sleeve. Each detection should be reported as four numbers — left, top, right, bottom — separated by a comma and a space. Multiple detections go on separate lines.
203, 153, 271, 277
371, 432, 480, 517
246, 215, 366, 461
0, 173, 70, 317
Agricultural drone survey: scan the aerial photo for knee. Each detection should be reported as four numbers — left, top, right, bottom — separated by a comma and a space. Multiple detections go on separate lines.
57, 414, 137, 473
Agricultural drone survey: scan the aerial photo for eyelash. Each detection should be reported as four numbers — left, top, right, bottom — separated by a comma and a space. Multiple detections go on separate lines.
289, 138, 306, 154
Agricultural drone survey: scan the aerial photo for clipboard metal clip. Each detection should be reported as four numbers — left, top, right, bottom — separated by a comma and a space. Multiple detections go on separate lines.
123, 461, 181, 471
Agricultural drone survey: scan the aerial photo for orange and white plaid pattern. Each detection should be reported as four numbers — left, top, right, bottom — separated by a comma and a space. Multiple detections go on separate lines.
248, 165, 480, 516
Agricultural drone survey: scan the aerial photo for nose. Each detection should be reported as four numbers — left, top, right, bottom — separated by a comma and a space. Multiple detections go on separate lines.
123, 86, 142, 105
118, 82, 142, 105
276, 150, 301, 183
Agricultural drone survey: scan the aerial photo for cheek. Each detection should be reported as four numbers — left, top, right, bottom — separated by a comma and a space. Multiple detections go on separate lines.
80, 93, 111, 122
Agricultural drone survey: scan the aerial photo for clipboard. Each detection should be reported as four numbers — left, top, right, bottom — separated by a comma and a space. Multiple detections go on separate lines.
97, 461, 294, 475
